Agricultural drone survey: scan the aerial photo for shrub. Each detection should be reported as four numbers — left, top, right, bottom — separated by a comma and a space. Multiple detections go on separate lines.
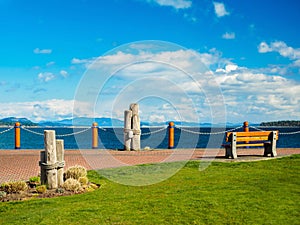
63, 178, 82, 193
56, 188, 65, 194
85, 186, 95, 192
78, 176, 89, 186
36, 185, 47, 194
29, 176, 40, 183
0, 181, 28, 194
89, 183, 100, 190
64, 165, 87, 180
0, 191, 7, 198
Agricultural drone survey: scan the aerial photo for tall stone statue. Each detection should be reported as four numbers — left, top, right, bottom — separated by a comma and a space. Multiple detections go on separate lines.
124, 103, 141, 151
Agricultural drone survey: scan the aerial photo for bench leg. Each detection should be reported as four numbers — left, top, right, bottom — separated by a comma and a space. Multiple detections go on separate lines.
264, 131, 277, 157
264, 142, 277, 157
225, 146, 237, 159
225, 146, 230, 158
231, 146, 237, 159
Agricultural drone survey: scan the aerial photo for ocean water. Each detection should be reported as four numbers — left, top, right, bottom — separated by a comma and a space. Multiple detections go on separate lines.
0, 127, 299, 149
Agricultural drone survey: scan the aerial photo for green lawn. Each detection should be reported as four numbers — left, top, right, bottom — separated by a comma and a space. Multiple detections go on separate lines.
0, 155, 299, 225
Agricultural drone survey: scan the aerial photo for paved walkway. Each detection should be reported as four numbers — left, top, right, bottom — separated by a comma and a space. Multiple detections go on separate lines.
0, 148, 299, 183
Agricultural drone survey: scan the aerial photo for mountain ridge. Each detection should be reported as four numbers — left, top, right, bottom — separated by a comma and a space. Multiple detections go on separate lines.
0, 117, 258, 127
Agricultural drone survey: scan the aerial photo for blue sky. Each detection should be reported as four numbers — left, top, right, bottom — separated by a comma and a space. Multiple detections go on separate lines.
0, 0, 299, 124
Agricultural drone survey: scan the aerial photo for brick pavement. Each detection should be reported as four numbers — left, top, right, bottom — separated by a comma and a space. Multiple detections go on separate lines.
0, 148, 299, 183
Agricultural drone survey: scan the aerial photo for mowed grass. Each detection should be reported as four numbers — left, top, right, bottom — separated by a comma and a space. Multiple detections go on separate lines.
0, 155, 299, 225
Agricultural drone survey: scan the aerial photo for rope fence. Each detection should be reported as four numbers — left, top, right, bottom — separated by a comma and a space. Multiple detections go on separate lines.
177, 126, 244, 135
250, 126, 300, 135
0, 126, 14, 135
140, 126, 168, 136
0, 121, 299, 149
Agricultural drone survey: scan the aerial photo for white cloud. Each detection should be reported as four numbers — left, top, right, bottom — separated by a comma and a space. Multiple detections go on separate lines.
33, 48, 52, 54
64, 42, 300, 123
184, 13, 197, 22
216, 64, 238, 73
0, 99, 75, 122
222, 32, 235, 39
46, 61, 55, 67
149, 114, 166, 123
213, 2, 229, 17
258, 42, 272, 53
258, 41, 300, 60
151, 0, 192, 9
214, 68, 300, 122
60, 70, 68, 78
38, 72, 55, 82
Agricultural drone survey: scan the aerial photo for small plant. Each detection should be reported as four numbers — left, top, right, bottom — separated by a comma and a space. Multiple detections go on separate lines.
64, 165, 87, 180
89, 183, 100, 190
29, 176, 40, 183
85, 186, 95, 192
0, 191, 7, 198
36, 185, 47, 194
63, 178, 83, 193
0, 181, 27, 194
78, 176, 89, 186
28, 176, 40, 188
56, 188, 65, 194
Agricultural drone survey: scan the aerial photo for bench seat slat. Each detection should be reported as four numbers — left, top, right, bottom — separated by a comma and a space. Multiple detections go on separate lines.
236, 143, 264, 147
236, 136, 269, 142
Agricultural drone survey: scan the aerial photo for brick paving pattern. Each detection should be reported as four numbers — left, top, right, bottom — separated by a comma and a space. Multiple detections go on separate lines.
0, 148, 299, 183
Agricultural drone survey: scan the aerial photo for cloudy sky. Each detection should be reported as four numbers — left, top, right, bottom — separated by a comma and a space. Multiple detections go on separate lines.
0, 0, 299, 124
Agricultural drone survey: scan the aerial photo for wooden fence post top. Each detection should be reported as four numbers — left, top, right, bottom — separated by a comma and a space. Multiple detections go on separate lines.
169, 122, 175, 127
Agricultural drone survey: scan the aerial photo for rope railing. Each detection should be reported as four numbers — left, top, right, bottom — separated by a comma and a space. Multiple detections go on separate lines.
56, 127, 91, 137
17, 124, 300, 138
178, 126, 243, 135
21, 126, 92, 137
0, 126, 14, 135
20, 126, 44, 136
249, 126, 300, 135
141, 126, 168, 136
2, 121, 299, 149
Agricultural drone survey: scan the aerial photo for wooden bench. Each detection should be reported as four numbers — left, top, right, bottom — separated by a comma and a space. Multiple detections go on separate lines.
224, 131, 279, 159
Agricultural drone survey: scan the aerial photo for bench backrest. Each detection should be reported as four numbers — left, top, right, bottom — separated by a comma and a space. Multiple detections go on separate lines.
226, 131, 279, 143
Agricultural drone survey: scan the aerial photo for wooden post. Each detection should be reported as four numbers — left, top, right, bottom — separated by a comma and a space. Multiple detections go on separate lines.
168, 122, 175, 149
14, 122, 21, 149
56, 139, 65, 187
40, 131, 65, 189
130, 103, 141, 151
40, 151, 46, 185
92, 122, 98, 149
124, 110, 132, 151
44, 130, 58, 189
244, 121, 249, 145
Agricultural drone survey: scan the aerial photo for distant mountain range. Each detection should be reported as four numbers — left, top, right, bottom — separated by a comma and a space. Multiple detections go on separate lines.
0, 117, 38, 126
0, 117, 253, 127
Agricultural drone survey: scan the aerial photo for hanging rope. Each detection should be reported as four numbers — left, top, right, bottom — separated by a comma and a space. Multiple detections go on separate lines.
279, 130, 300, 135
0, 126, 14, 135
21, 126, 44, 136
250, 126, 300, 135
141, 126, 168, 136
178, 125, 243, 135
249, 126, 267, 131
21, 126, 91, 137
56, 127, 91, 137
